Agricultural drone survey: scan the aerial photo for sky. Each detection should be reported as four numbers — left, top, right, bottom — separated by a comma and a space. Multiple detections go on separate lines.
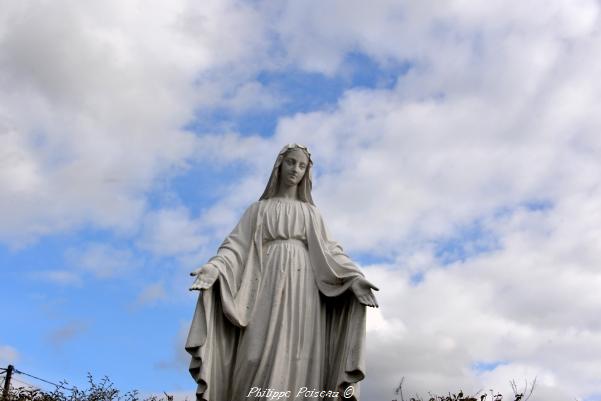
1, 1, 600, 400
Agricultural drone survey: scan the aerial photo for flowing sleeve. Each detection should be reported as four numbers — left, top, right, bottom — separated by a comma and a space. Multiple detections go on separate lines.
306, 204, 364, 297
205, 202, 257, 300
305, 204, 367, 400
202, 201, 265, 328
185, 201, 263, 401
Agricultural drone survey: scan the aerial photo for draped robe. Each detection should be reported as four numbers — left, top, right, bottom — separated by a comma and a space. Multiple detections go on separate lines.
185, 199, 366, 401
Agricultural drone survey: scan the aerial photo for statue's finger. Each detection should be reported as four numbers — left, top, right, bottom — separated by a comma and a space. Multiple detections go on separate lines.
361, 294, 373, 307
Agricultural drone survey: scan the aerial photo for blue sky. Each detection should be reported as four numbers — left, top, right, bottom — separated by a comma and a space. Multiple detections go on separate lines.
0, 51, 399, 394
2, 1, 601, 401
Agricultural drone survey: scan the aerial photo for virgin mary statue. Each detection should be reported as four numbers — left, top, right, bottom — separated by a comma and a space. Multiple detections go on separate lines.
186, 144, 378, 401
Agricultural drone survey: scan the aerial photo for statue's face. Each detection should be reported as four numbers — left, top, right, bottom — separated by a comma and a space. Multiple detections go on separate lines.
280, 149, 308, 187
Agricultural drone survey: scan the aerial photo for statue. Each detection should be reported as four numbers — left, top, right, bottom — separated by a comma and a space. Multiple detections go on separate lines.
186, 144, 379, 401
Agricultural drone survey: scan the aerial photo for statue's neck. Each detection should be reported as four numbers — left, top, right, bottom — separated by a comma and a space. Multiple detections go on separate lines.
276, 183, 298, 200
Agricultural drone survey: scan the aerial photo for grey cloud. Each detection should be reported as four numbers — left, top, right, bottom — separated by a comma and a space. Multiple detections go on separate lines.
47, 320, 89, 348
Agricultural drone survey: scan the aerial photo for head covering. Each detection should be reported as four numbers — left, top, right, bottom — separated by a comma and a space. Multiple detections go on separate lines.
259, 143, 315, 205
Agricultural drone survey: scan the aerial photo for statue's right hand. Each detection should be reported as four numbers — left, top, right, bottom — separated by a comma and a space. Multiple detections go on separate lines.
189, 264, 219, 291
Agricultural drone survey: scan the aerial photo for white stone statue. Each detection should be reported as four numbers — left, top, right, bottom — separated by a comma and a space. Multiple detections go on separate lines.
186, 144, 378, 401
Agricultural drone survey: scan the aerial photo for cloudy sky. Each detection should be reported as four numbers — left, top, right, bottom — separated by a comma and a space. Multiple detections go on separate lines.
1, 1, 600, 400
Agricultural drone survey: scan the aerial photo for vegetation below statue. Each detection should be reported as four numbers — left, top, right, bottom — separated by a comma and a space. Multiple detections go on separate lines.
3, 373, 536, 401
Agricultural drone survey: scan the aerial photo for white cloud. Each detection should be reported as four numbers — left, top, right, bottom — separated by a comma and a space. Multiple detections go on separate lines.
67, 243, 138, 278
186, 2, 601, 399
0, 345, 19, 364
354, 190, 601, 397
138, 207, 207, 258
134, 282, 168, 307
155, 321, 192, 371
32, 270, 83, 286
0, 0, 271, 246
217, 81, 283, 113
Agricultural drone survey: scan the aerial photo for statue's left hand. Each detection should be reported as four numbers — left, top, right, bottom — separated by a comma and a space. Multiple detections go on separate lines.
350, 277, 379, 308
189, 264, 219, 291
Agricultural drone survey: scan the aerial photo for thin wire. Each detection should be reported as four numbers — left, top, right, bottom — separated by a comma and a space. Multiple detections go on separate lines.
14, 368, 74, 391
10, 376, 41, 390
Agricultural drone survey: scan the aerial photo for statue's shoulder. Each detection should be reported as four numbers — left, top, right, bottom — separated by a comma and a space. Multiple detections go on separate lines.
305, 202, 318, 212
234, 201, 262, 222
304, 202, 322, 219
246, 200, 263, 213
248, 199, 275, 215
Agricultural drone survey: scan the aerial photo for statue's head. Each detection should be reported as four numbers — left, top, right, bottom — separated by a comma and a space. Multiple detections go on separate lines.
259, 143, 314, 205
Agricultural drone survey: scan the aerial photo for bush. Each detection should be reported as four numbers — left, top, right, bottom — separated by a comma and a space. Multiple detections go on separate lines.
392, 377, 537, 401
3, 373, 174, 401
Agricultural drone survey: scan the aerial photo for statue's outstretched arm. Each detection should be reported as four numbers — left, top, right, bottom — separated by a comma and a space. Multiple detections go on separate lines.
310, 206, 379, 307
189, 202, 258, 291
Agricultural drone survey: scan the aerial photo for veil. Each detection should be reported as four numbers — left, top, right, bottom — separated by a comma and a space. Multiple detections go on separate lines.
259, 143, 315, 206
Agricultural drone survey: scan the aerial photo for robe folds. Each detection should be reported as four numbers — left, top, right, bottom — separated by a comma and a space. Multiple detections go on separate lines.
185, 199, 367, 401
